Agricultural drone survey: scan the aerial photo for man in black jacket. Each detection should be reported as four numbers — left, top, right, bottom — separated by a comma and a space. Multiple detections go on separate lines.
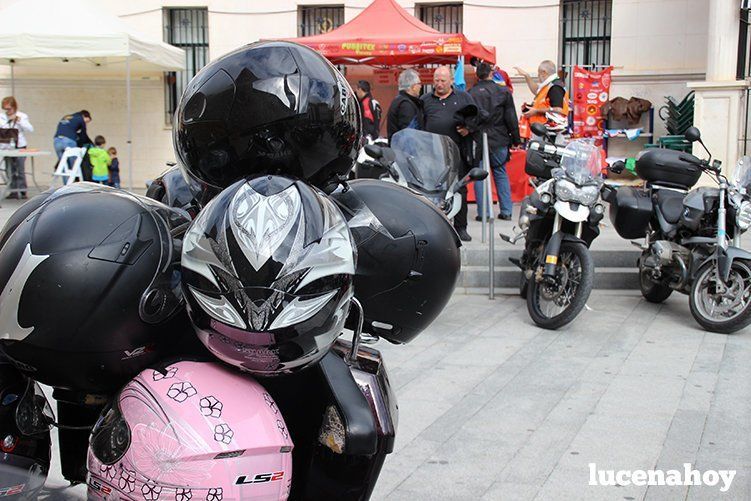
468, 62, 521, 220
387, 69, 423, 141
421, 65, 477, 241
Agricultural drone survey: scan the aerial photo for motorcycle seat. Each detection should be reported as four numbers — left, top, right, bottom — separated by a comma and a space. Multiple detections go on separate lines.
656, 189, 685, 224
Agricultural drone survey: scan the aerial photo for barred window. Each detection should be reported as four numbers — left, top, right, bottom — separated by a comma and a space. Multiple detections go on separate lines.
560, 0, 612, 85
163, 8, 209, 125
417, 3, 463, 33
298, 5, 345, 37
738, 3, 751, 80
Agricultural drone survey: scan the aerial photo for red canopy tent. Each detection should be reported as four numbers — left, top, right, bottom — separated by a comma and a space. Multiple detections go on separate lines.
287, 0, 495, 66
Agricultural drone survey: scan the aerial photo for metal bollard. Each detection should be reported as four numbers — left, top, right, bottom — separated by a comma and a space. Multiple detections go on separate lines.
482, 133, 495, 299
480, 133, 490, 244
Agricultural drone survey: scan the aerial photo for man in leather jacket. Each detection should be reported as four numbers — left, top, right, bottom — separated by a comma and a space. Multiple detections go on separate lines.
387, 69, 423, 141
468, 62, 521, 220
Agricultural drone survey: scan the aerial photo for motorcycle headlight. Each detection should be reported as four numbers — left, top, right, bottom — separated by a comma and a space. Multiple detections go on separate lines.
737, 200, 751, 231
555, 180, 600, 206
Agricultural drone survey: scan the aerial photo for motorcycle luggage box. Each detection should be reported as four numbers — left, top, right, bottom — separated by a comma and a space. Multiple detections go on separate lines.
525, 148, 557, 179
634, 149, 701, 189
609, 186, 652, 239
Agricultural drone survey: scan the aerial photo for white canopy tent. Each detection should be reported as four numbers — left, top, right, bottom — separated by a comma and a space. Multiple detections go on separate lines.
0, 0, 185, 190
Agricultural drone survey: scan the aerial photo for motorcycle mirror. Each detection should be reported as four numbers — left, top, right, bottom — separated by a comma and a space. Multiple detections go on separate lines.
531, 123, 549, 138
685, 127, 712, 160
382, 148, 397, 164
684, 127, 701, 143
468, 167, 489, 181
364, 144, 383, 159
609, 161, 625, 174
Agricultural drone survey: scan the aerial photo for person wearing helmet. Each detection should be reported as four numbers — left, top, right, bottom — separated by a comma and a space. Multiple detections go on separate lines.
515, 60, 570, 143
181, 175, 356, 376
173, 41, 361, 196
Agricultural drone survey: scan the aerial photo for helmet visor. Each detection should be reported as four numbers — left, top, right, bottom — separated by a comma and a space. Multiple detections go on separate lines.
15, 379, 54, 436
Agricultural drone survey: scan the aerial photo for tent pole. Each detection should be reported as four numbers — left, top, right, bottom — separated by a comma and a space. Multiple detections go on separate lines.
10, 61, 14, 96
126, 56, 133, 191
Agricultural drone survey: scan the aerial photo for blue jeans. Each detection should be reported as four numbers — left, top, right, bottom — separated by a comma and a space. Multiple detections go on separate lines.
54, 136, 78, 171
54, 136, 77, 159
474, 146, 512, 218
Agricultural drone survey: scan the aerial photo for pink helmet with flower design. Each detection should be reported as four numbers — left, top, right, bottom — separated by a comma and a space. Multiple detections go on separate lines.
86, 360, 293, 501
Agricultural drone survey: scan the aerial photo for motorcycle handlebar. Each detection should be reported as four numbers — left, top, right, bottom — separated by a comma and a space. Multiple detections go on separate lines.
528, 141, 568, 159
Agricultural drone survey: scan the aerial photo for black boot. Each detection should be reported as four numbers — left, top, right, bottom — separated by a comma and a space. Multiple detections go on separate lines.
456, 227, 472, 242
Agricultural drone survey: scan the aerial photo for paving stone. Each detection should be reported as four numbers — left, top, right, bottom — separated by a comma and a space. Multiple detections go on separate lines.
39, 291, 751, 500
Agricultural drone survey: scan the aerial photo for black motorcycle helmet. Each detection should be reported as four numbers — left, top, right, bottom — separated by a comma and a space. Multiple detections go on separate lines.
331, 180, 461, 343
173, 40, 362, 194
181, 175, 356, 376
0, 359, 52, 499
0, 184, 191, 393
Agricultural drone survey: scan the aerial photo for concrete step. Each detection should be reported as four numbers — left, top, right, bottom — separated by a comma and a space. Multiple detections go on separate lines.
460, 247, 641, 269
458, 265, 639, 290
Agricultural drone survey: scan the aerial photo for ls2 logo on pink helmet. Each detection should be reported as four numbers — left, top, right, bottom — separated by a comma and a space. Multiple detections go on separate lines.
235, 471, 285, 485
0, 484, 26, 497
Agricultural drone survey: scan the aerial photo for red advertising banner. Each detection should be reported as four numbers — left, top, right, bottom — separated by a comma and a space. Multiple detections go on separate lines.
571, 66, 613, 141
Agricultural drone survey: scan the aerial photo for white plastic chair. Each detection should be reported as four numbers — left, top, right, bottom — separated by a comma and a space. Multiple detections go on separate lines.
52, 147, 86, 187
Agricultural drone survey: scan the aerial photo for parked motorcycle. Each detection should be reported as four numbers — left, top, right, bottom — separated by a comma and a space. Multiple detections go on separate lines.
501, 123, 605, 329
356, 128, 487, 219
604, 127, 751, 333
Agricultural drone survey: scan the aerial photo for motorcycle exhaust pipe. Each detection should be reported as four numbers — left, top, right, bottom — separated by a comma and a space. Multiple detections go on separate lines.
670, 255, 689, 290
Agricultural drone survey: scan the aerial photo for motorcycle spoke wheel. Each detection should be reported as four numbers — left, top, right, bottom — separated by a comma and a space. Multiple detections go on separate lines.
690, 260, 751, 333
527, 242, 595, 330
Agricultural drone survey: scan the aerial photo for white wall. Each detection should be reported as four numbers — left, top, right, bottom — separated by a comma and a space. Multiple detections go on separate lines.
0, 75, 173, 189
610, 0, 708, 76
0, 0, 713, 187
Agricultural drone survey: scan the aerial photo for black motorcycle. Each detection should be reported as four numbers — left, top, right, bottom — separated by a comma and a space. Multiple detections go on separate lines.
605, 127, 751, 333
357, 129, 487, 219
501, 124, 605, 329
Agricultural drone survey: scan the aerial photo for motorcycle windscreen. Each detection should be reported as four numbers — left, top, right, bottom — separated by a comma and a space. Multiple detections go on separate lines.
390, 129, 461, 198
733, 156, 751, 194
559, 139, 603, 185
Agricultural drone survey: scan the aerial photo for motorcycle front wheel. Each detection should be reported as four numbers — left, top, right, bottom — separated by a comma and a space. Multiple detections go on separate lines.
689, 259, 751, 333
526, 241, 594, 330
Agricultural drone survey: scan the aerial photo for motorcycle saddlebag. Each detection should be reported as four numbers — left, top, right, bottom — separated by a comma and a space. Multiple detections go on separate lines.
634, 149, 701, 189
609, 186, 652, 239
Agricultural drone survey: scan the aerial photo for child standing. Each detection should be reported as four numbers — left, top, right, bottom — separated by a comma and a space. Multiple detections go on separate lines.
88, 135, 111, 185
107, 147, 120, 188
